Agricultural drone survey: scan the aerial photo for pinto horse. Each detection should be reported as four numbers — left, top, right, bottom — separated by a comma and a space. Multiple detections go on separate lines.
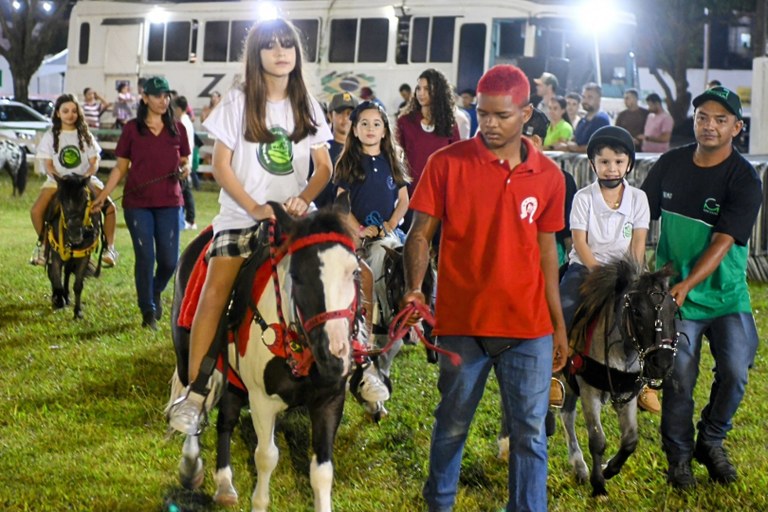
168, 200, 363, 511
561, 259, 678, 497
45, 175, 102, 319
0, 139, 27, 196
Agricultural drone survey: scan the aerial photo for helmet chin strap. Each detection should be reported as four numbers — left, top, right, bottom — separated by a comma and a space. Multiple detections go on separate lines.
598, 178, 624, 189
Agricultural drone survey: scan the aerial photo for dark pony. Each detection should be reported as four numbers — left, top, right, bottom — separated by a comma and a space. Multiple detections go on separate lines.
167, 197, 363, 511
45, 175, 102, 319
1, 139, 27, 196
561, 258, 678, 497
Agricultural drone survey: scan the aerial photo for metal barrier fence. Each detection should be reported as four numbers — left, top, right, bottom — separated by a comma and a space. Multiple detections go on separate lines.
547, 151, 768, 282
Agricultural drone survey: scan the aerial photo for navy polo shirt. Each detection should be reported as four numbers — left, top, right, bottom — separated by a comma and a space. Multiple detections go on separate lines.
337, 154, 400, 227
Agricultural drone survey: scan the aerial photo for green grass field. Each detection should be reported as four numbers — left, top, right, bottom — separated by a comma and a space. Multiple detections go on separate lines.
1, 171, 768, 512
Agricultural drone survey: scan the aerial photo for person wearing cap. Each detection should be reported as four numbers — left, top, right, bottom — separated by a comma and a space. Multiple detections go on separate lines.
564, 82, 610, 153
641, 86, 762, 490
93, 75, 192, 329
615, 88, 649, 148
534, 72, 558, 115
403, 64, 567, 512
310, 91, 359, 209
637, 93, 674, 153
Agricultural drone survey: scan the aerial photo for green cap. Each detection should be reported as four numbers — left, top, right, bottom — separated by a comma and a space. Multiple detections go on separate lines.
692, 86, 742, 120
143, 76, 171, 96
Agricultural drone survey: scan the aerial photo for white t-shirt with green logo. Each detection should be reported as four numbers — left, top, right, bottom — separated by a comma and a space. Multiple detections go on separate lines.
203, 88, 332, 232
37, 129, 101, 180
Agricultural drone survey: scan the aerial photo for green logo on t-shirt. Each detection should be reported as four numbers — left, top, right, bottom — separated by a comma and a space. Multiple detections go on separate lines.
258, 127, 293, 175
703, 197, 720, 215
623, 221, 633, 239
59, 145, 82, 169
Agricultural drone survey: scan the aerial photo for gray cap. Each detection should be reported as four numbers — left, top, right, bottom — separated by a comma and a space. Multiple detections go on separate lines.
329, 92, 359, 113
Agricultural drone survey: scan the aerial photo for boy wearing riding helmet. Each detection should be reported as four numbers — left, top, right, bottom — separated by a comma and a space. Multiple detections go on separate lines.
558, 126, 659, 411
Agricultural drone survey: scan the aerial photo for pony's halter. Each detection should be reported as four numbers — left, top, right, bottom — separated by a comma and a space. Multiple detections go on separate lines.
48, 191, 98, 261
287, 232, 359, 337
267, 222, 359, 358
621, 289, 679, 387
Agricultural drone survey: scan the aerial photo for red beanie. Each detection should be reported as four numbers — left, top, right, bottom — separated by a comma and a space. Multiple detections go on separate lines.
477, 65, 530, 106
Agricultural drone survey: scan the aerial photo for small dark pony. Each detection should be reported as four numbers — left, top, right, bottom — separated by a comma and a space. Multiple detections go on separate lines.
0, 139, 28, 196
561, 258, 678, 497
168, 198, 365, 511
44, 175, 102, 319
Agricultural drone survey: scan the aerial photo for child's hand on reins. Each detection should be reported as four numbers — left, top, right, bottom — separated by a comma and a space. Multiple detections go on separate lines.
284, 196, 309, 216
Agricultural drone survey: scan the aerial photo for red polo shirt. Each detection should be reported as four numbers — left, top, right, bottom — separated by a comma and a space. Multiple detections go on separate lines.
410, 135, 564, 338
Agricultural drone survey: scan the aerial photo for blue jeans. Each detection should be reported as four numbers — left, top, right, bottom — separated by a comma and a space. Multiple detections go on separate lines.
423, 335, 552, 512
559, 262, 589, 332
661, 313, 759, 462
124, 207, 181, 317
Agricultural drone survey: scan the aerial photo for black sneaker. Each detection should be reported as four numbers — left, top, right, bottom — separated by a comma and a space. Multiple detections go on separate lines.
694, 440, 737, 483
667, 460, 696, 489
154, 293, 163, 321
142, 311, 158, 331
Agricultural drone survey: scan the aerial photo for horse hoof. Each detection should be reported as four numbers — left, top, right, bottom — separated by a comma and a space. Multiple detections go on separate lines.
179, 457, 204, 490
74, 310, 84, 320
214, 488, 238, 507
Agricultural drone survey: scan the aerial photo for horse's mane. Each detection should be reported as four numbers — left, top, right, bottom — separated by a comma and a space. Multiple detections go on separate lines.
569, 258, 642, 351
288, 205, 355, 241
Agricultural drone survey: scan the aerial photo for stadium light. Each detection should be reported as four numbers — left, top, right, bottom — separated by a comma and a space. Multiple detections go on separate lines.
256, 1, 279, 21
148, 5, 170, 24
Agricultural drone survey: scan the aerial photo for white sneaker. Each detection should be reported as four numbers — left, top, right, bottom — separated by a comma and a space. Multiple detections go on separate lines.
102, 246, 119, 267
358, 368, 390, 403
184, 221, 198, 230
29, 245, 46, 266
169, 389, 207, 435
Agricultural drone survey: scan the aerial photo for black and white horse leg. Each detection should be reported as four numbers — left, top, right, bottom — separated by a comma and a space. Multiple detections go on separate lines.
249, 392, 284, 512
560, 380, 588, 483
308, 386, 346, 512
603, 399, 639, 480
213, 385, 248, 506
581, 386, 609, 497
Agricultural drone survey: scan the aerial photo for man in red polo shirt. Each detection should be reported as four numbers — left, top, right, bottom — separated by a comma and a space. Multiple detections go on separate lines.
403, 64, 567, 512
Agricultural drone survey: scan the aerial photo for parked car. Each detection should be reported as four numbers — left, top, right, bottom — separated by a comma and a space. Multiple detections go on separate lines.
0, 99, 52, 153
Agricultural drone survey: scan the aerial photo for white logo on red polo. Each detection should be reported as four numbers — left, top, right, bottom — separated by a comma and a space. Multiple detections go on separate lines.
520, 197, 538, 224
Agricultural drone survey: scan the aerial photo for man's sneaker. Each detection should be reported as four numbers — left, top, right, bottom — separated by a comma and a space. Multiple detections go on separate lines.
358, 369, 390, 403
29, 245, 46, 266
637, 385, 661, 414
141, 311, 158, 331
549, 377, 565, 408
184, 221, 198, 230
169, 389, 207, 435
694, 440, 738, 483
102, 246, 119, 267
667, 459, 696, 489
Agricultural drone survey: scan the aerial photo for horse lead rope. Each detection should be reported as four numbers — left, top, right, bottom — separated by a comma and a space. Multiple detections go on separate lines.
386, 302, 462, 366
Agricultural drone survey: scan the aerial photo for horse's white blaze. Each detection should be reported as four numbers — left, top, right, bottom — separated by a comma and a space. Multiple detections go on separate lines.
309, 454, 334, 512
318, 246, 357, 376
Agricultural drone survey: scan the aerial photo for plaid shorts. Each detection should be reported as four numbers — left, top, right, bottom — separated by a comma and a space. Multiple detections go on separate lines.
207, 222, 269, 261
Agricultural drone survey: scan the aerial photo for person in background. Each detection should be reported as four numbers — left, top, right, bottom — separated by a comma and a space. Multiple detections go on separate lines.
615, 88, 649, 148
173, 96, 197, 230
543, 96, 573, 150
311, 91, 359, 209
459, 88, 478, 136
641, 87, 761, 490
398, 83, 412, 113
396, 68, 460, 231
561, 83, 610, 153
706, 79, 722, 89
167, 19, 333, 435
82, 88, 111, 130
360, 86, 385, 111
403, 64, 566, 512
638, 93, 674, 153
565, 92, 583, 131
113, 81, 134, 130
200, 91, 222, 123
30, 93, 119, 268
534, 72, 558, 115
453, 99, 471, 140
93, 76, 191, 329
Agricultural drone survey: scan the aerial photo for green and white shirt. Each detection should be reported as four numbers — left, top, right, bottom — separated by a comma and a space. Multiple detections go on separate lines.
641, 143, 762, 320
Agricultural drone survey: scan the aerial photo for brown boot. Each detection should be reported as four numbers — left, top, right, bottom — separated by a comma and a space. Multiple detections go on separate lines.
549, 377, 565, 408
638, 385, 660, 414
